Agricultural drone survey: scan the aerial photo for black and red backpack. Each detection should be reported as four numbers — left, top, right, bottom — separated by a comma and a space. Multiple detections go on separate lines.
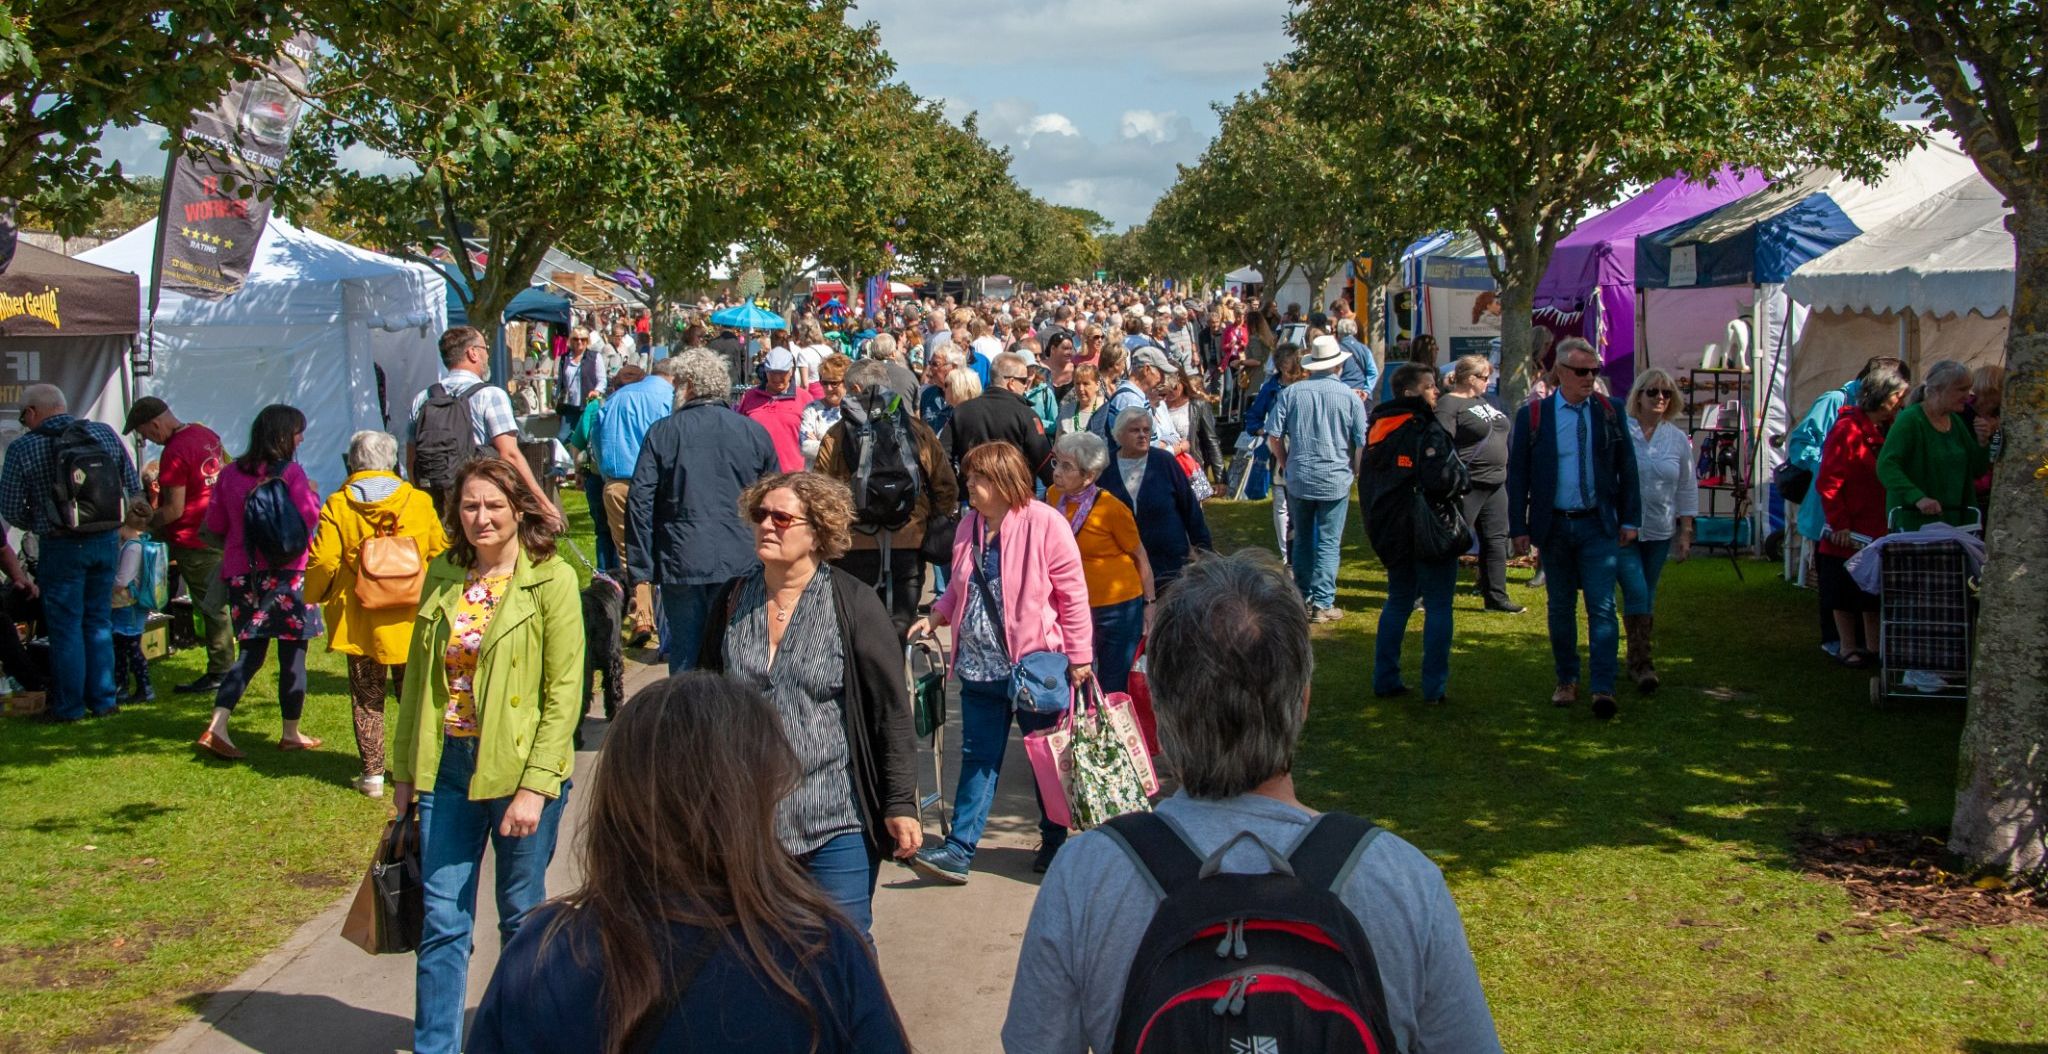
1101, 811, 1402, 1054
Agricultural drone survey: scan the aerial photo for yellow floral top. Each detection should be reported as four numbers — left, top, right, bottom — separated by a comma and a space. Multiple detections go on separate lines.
442, 571, 512, 738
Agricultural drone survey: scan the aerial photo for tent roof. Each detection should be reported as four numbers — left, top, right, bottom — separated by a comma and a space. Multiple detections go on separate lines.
506, 286, 572, 325
1224, 266, 1261, 283
0, 242, 140, 338
84, 218, 441, 310
1536, 167, 1769, 308
1637, 131, 1977, 288
1785, 174, 2013, 318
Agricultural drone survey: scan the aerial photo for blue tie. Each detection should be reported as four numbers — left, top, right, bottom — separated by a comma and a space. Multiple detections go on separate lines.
1576, 403, 1595, 509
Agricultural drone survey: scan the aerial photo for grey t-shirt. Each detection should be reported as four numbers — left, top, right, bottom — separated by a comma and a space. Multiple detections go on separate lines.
1002, 792, 1502, 1053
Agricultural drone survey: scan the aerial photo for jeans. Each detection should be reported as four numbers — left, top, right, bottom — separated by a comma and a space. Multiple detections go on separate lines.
1287, 495, 1350, 609
946, 678, 1063, 860
39, 532, 119, 719
214, 638, 309, 720
170, 544, 233, 675
1462, 483, 1511, 607
1091, 597, 1145, 695
659, 583, 723, 674
1374, 557, 1458, 699
415, 735, 570, 1054
1542, 516, 1622, 694
800, 830, 881, 939
1271, 480, 1292, 565
578, 472, 617, 573
1615, 537, 1673, 617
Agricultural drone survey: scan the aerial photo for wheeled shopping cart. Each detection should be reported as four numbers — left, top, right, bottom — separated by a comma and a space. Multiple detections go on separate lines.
907, 633, 950, 835
1870, 515, 1979, 706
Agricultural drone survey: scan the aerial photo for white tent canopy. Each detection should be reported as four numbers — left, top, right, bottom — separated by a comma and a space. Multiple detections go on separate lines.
1786, 173, 2014, 318
82, 218, 448, 493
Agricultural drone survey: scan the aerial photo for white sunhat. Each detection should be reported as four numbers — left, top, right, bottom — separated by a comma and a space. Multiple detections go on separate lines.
1301, 334, 1351, 372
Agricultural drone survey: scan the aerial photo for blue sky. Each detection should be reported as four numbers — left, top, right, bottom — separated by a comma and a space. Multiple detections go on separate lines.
97, 0, 1294, 231
855, 0, 1294, 228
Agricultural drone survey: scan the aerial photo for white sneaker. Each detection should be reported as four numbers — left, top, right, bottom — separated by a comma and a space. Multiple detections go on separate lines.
1821, 641, 1842, 659
354, 775, 385, 799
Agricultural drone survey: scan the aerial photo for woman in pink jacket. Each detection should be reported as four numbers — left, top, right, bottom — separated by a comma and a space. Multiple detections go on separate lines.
909, 441, 1094, 882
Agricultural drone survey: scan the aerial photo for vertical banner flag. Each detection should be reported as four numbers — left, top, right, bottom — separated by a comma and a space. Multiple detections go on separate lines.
154, 33, 317, 300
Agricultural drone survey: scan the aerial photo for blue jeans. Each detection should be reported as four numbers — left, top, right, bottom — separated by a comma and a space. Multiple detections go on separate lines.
1374, 557, 1458, 699
1543, 516, 1622, 694
660, 583, 722, 674
414, 736, 570, 1054
801, 830, 881, 940
1615, 537, 1673, 616
39, 532, 119, 719
580, 472, 616, 573
1091, 597, 1146, 695
1287, 495, 1350, 609
946, 679, 1063, 860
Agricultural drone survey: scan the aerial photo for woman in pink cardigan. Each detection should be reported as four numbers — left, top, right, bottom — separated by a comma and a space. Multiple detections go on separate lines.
909, 441, 1094, 882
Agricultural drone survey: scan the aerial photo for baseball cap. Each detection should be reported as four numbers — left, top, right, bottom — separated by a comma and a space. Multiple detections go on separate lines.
1130, 349, 1173, 375
764, 347, 795, 372
123, 396, 169, 434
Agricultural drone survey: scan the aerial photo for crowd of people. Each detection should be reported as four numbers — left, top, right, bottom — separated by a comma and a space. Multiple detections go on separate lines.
0, 276, 2001, 1053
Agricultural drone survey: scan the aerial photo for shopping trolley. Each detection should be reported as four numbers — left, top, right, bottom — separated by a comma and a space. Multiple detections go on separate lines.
1870, 511, 1980, 706
907, 632, 950, 836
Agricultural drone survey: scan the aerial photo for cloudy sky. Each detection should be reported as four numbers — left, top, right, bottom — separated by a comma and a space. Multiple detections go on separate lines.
854, 0, 1293, 229
97, 0, 1293, 231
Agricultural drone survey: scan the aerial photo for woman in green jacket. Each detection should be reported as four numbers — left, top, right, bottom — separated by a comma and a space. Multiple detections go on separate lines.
390, 457, 584, 1054
1877, 359, 1990, 532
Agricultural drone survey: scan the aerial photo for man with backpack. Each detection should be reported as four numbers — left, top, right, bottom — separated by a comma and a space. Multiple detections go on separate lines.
0, 384, 142, 722
1004, 550, 1502, 1054
815, 358, 958, 640
407, 326, 561, 529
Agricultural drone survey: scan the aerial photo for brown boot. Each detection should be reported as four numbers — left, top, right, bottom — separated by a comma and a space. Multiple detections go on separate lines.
1637, 614, 1660, 693
1624, 614, 1659, 694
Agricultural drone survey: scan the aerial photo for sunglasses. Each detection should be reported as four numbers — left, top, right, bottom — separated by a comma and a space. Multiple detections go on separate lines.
1560, 364, 1599, 378
1643, 389, 1677, 400
750, 507, 809, 530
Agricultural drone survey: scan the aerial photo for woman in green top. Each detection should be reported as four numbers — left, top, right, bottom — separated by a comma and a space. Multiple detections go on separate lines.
1876, 359, 1990, 531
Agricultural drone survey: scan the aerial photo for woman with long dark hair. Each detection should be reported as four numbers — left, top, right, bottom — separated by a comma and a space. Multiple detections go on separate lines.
469, 673, 909, 1054
193, 404, 323, 760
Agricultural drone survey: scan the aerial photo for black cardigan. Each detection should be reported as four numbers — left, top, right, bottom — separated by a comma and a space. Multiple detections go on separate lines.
698, 570, 920, 860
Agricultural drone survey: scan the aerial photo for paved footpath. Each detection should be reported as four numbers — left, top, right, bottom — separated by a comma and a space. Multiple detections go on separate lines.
151, 653, 1049, 1054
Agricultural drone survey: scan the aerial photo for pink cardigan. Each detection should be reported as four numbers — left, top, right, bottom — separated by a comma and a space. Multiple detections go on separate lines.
933, 501, 1094, 669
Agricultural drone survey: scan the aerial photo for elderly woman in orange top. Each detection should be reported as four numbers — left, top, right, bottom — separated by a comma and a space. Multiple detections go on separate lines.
1046, 430, 1155, 695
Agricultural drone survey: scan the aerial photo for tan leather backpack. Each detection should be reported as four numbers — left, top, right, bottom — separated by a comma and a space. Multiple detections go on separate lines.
354, 514, 427, 610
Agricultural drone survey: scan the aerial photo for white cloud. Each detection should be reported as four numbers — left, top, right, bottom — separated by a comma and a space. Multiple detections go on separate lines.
958, 97, 1202, 226
854, 0, 1290, 78
1119, 110, 1182, 145
1019, 113, 1081, 140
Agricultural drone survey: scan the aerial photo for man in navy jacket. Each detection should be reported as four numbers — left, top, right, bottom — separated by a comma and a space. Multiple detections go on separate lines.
1505, 338, 1641, 719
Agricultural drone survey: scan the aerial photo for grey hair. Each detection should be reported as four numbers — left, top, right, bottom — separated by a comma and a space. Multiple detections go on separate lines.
870, 332, 898, 361
932, 341, 964, 367
650, 353, 688, 381
1336, 318, 1359, 337
1556, 337, 1598, 363
1910, 358, 1973, 405
1857, 360, 1911, 414
1113, 406, 1153, 436
1052, 430, 1111, 476
345, 430, 400, 472
670, 349, 729, 402
21, 384, 65, 413
844, 358, 891, 393
1150, 550, 1311, 798
993, 352, 1029, 381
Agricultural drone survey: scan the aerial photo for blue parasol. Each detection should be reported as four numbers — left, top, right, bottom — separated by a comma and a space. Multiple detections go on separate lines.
710, 303, 787, 330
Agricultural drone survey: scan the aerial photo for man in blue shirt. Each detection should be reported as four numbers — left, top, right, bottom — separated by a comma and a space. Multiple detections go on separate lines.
1505, 339, 1641, 719
1334, 318, 1380, 402
1092, 346, 1165, 442
592, 355, 682, 641
1267, 336, 1370, 622
0, 384, 141, 722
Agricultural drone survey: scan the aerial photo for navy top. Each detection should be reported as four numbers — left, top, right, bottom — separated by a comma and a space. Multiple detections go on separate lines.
470, 904, 908, 1054
1098, 447, 1212, 588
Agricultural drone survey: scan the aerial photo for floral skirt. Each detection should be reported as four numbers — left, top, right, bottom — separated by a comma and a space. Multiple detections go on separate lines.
227, 572, 325, 641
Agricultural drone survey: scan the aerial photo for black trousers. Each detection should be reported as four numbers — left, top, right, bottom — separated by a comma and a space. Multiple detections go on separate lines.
833, 548, 924, 644
1462, 482, 1511, 607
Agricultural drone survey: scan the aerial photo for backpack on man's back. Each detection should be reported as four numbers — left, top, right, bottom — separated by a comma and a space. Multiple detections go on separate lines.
40, 422, 125, 536
412, 383, 485, 497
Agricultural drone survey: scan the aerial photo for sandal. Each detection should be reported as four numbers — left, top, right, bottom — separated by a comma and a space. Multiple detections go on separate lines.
278, 736, 324, 751
1839, 650, 1875, 669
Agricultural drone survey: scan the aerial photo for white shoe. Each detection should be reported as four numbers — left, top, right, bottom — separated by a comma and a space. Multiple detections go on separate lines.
354, 775, 385, 799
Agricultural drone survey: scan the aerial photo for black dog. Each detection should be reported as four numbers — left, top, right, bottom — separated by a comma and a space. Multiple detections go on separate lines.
581, 573, 625, 722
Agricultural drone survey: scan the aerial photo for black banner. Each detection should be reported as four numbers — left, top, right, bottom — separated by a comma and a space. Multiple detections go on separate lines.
154, 33, 316, 300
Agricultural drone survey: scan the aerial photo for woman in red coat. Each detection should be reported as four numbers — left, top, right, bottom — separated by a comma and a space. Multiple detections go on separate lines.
1813, 362, 1910, 668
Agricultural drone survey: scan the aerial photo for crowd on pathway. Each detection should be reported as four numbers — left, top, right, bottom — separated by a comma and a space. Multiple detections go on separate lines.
0, 279, 2000, 1052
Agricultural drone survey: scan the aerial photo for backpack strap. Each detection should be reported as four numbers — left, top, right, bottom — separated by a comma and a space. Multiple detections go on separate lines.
1098, 812, 1202, 899
1286, 812, 1383, 894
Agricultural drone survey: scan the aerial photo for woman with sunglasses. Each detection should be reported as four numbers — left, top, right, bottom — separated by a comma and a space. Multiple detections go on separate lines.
1438, 354, 1521, 613
1618, 368, 1696, 693
696, 472, 921, 940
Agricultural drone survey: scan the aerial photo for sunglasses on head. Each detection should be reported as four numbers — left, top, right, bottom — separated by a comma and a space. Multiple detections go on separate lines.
1560, 364, 1599, 378
750, 507, 809, 530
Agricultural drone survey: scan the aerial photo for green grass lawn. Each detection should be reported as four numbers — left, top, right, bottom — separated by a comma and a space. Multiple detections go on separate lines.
0, 491, 607, 1052
1198, 500, 2045, 1053
1, 491, 2040, 1051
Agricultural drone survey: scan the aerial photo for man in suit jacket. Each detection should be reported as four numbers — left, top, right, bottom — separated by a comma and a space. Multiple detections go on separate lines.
1506, 338, 1641, 719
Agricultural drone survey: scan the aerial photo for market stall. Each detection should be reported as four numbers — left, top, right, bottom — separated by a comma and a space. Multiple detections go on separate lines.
0, 243, 139, 456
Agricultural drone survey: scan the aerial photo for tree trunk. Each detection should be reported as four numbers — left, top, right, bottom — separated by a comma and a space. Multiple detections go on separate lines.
1949, 202, 2048, 874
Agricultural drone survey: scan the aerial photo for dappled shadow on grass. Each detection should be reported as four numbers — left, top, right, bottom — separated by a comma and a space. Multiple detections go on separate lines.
1199, 499, 1971, 882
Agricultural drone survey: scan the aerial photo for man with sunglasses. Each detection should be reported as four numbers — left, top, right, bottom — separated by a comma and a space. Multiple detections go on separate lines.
1505, 338, 1640, 720
941, 352, 1053, 485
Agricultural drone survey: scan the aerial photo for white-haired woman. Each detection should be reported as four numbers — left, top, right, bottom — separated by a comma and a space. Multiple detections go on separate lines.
304, 431, 449, 796
1878, 359, 1989, 531
1618, 368, 1696, 693
1047, 430, 1156, 694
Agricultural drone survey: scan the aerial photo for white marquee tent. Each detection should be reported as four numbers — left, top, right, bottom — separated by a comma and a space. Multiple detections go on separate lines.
1784, 173, 2013, 418
83, 218, 448, 493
